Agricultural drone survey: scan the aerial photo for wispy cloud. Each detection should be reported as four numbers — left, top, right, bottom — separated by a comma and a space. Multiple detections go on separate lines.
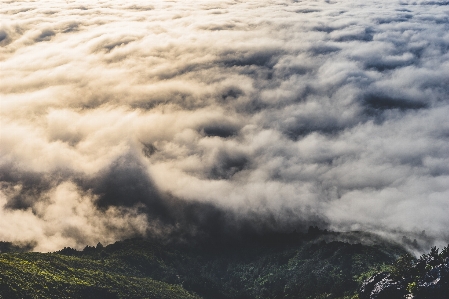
1, 0, 448, 251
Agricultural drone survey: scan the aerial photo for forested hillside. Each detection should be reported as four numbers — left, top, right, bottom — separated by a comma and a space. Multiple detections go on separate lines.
359, 245, 449, 299
0, 230, 407, 299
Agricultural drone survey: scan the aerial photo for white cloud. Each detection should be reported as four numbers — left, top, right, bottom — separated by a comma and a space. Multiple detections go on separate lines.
1, 0, 448, 251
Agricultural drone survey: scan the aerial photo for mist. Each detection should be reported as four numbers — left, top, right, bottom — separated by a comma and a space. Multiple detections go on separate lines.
1, 0, 448, 252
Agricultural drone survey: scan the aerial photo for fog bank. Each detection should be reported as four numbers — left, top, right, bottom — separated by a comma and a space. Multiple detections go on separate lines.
1, 0, 448, 251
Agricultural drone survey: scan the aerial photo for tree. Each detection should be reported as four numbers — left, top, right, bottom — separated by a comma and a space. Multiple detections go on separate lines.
390, 253, 416, 279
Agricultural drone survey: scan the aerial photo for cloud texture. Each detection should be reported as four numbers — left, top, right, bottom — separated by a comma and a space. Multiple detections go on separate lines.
1, 0, 449, 251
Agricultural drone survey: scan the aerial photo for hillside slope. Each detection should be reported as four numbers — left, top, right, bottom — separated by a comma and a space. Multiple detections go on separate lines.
0, 252, 200, 299
359, 245, 449, 299
0, 230, 407, 299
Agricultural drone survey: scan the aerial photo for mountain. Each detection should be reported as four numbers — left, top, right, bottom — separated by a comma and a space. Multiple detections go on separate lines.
0, 229, 407, 299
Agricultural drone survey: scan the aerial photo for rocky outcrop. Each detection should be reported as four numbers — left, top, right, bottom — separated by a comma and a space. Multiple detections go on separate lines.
359, 254, 449, 299
359, 272, 389, 299
370, 277, 407, 299
415, 259, 449, 299
359, 273, 407, 299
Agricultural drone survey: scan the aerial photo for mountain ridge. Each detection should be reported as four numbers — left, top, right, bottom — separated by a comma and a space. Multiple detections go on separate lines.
1, 229, 408, 299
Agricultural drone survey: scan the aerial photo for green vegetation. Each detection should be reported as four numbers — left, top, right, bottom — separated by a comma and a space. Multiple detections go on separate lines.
0, 230, 407, 299
359, 245, 449, 299
0, 252, 199, 299
390, 245, 449, 297
390, 245, 449, 282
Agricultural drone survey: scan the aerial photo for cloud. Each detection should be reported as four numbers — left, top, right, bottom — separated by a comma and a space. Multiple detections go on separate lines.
1, 0, 448, 251
0, 181, 148, 252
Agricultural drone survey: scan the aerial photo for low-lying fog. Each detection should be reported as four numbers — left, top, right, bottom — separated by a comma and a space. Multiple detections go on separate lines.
1, 0, 448, 251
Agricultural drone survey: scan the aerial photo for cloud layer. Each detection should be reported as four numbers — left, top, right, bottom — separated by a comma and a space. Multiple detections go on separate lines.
1, 0, 449, 251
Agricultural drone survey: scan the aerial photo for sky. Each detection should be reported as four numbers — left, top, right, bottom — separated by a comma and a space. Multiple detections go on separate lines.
1, 0, 449, 252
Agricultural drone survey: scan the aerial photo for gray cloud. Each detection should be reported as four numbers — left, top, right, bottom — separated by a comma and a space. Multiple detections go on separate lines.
1, 0, 448, 251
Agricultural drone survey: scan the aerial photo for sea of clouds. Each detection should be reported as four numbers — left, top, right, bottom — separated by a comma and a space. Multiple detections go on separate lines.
1, 0, 449, 252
